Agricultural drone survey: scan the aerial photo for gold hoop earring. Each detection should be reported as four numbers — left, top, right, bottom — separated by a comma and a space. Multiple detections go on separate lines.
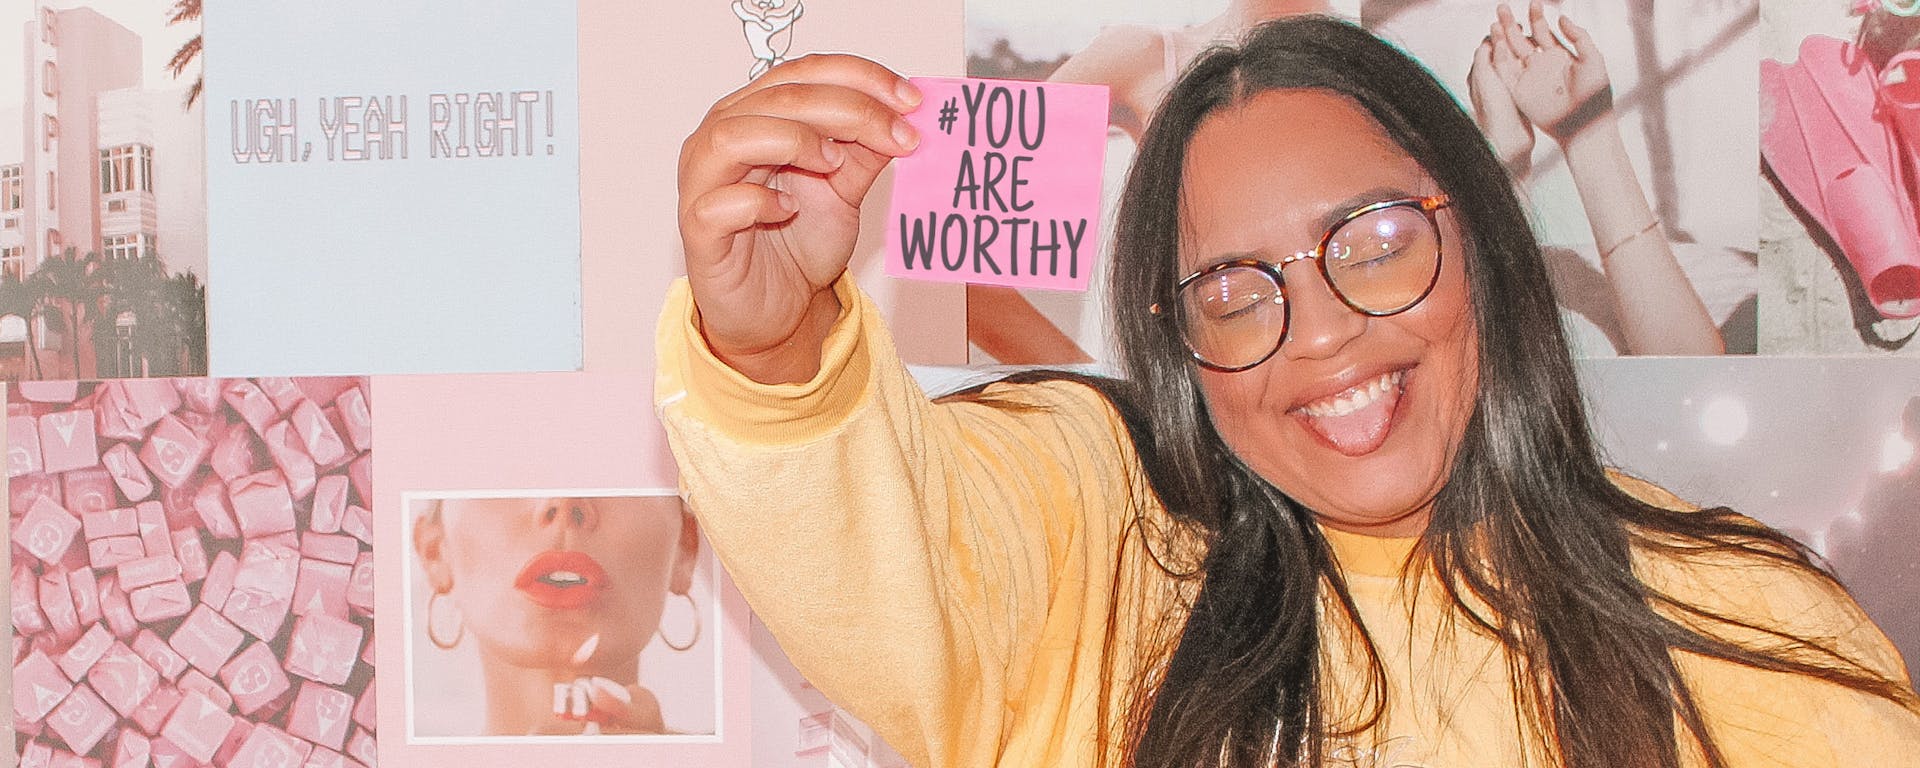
656, 591, 700, 652
428, 590, 464, 649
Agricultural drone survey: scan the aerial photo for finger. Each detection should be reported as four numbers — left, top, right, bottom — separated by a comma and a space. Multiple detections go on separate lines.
715, 53, 920, 115
1529, 1, 1561, 52
580, 678, 635, 725
1488, 22, 1522, 70
682, 114, 846, 195
724, 83, 919, 154
1497, 5, 1534, 56
1559, 16, 1594, 59
680, 182, 799, 252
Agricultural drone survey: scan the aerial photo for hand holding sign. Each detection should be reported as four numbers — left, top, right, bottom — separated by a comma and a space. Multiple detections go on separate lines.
678, 55, 923, 384
887, 78, 1109, 290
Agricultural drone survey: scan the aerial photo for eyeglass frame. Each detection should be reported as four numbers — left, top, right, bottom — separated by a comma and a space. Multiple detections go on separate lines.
1149, 194, 1453, 373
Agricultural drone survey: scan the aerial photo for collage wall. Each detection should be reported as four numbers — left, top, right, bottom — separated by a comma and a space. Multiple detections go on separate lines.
2, 1, 1916, 766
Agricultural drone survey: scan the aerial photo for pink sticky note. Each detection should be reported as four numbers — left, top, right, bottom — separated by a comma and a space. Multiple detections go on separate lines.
17, 496, 83, 565
346, 553, 374, 616
201, 550, 240, 612
10, 414, 44, 476
139, 414, 212, 490
311, 475, 349, 534
333, 387, 371, 454
230, 723, 312, 768
290, 400, 350, 469
98, 575, 138, 639
63, 468, 119, 517
113, 728, 153, 768
219, 641, 292, 716
39, 409, 101, 474
160, 689, 235, 764
87, 641, 161, 717
169, 604, 246, 676
15, 649, 76, 721
103, 442, 156, 503
224, 542, 299, 640
885, 77, 1107, 290
82, 507, 139, 541
58, 622, 115, 681
137, 501, 173, 560
287, 681, 354, 751
284, 613, 364, 685
229, 470, 297, 539
133, 628, 190, 681
192, 477, 242, 541
263, 421, 318, 501
128, 579, 192, 623
47, 682, 116, 754
292, 559, 353, 621
68, 566, 101, 628
128, 683, 180, 736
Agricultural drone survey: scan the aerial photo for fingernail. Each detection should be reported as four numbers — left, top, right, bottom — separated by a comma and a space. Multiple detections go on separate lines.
893, 119, 920, 151
821, 140, 845, 168
895, 79, 922, 109
776, 191, 798, 212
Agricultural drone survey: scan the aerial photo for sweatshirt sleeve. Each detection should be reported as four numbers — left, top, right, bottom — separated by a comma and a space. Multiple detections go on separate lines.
654, 276, 1143, 768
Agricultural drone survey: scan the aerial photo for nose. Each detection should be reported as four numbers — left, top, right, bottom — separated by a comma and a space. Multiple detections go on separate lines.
533, 497, 601, 535
1278, 260, 1366, 362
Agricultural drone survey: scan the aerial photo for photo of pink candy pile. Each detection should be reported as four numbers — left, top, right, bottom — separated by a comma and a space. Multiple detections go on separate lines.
9, 377, 376, 768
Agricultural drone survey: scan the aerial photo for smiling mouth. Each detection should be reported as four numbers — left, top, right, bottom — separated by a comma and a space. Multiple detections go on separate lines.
1291, 370, 1407, 456
515, 551, 611, 610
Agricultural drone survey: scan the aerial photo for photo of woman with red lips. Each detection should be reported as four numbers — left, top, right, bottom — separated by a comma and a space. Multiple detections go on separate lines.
406, 493, 712, 738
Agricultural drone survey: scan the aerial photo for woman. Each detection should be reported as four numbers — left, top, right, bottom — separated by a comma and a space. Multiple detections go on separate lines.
664, 15, 1919, 768
411, 494, 703, 736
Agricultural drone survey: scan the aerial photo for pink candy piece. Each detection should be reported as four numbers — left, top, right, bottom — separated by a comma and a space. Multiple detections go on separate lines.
18, 380, 80, 402
225, 542, 299, 640
169, 604, 246, 676
173, 530, 211, 584
13, 471, 64, 515
293, 559, 354, 621
230, 723, 313, 768
113, 727, 153, 768
120, 379, 184, 427
41, 567, 81, 641
216, 717, 255, 767
223, 380, 278, 437
345, 727, 377, 767
148, 734, 194, 768
87, 641, 161, 717
160, 689, 235, 764
311, 475, 349, 535
128, 579, 192, 623
69, 566, 102, 628
201, 550, 240, 612
263, 421, 319, 500
93, 384, 144, 443
102, 442, 156, 503
98, 575, 138, 639
210, 422, 267, 483
63, 468, 119, 517
284, 613, 365, 686
87, 537, 146, 572
81, 507, 139, 541
117, 554, 183, 591
48, 682, 116, 754
48, 747, 99, 768
346, 553, 375, 616
128, 684, 180, 736
58, 622, 115, 681
230, 470, 298, 539
291, 399, 350, 469
347, 454, 371, 514
304, 746, 350, 768
10, 413, 44, 476
334, 386, 372, 454
288, 681, 354, 751
352, 679, 376, 731
257, 377, 306, 413
14, 562, 50, 635
176, 668, 233, 711
192, 476, 242, 540
300, 533, 361, 565
15, 649, 76, 721
19, 740, 54, 768
220, 641, 293, 716
138, 501, 173, 561
39, 409, 101, 474
139, 414, 211, 490
176, 377, 223, 413
16, 496, 83, 565
341, 505, 374, 546
133, 628, 190, 681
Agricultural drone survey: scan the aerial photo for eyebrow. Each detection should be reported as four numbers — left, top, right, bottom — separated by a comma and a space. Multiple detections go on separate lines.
1190, 184, 1418, 272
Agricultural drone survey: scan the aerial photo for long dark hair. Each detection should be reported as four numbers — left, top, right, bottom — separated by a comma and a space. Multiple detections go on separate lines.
1057, 15, 1916, 768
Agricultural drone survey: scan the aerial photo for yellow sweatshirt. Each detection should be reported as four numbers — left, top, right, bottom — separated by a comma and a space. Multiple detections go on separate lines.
655, 277, 1920, 768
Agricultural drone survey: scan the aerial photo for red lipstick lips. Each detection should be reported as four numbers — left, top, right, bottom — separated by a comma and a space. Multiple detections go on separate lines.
514, 550, 610, 610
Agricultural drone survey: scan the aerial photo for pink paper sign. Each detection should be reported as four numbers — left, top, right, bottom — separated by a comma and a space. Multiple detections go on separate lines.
885, 76, 1108, 291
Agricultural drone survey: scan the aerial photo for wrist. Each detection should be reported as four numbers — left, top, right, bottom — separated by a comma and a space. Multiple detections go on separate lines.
1552, 108, 1620, 158
703, 287, 843, 385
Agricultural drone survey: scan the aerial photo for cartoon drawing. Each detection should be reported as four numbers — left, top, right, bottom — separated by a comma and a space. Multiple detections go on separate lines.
734, 0, 805, 79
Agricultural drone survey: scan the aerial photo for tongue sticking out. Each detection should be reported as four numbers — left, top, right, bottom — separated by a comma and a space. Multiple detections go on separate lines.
1296, 379, 1403, 457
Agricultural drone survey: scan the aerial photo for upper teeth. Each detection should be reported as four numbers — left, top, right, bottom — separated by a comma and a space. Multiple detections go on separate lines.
542, 570, 587, 586
1299, 371, 1403, 418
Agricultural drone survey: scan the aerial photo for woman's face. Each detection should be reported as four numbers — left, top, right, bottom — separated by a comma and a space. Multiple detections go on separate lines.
1178, 89, 1479, 537
417, 496, 699, 672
